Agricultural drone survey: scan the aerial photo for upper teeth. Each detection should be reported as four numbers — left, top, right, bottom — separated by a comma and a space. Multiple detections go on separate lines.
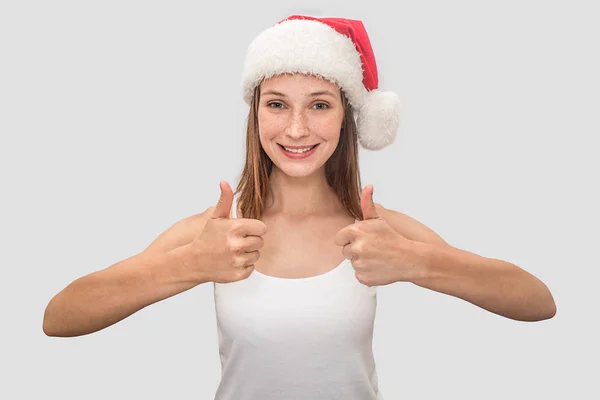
284, 146, 314, 153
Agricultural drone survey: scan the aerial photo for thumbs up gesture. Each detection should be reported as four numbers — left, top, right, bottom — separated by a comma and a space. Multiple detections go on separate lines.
189, 181, 267, 284
333, 185, 426, 286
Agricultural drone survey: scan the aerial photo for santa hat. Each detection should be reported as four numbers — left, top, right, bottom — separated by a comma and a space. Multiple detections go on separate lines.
241, 15, 401, 150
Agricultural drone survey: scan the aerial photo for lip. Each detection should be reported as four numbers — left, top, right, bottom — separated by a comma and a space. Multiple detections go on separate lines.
278, 143, 320, 159
278, 144, 319, 149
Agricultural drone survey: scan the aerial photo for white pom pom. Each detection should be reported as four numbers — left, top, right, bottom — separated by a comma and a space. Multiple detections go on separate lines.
356, 90, 401, 150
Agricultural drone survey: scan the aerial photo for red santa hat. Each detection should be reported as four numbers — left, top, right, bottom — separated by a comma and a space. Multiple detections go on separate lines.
241, 15, 401, 150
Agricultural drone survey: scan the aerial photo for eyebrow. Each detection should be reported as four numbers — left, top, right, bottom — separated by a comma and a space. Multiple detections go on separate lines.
261, 90, 338, 98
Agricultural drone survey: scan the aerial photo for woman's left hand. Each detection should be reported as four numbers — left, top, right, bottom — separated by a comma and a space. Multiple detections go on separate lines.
334, 185, 428, 287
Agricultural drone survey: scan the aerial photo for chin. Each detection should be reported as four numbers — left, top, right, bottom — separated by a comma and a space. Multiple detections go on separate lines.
275, 164, 323, 178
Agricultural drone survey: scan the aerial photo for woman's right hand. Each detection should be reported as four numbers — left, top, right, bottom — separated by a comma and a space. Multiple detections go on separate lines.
187, 181, 267, 284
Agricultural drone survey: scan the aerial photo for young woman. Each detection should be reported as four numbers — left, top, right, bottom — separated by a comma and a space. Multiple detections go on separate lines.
43, 15, 556, 400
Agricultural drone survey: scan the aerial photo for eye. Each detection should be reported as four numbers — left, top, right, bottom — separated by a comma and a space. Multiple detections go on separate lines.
313, 103, 329, 110
267, 102, 284, 109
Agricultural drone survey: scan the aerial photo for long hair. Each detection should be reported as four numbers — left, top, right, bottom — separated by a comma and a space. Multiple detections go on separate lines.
234, 83, 364, 221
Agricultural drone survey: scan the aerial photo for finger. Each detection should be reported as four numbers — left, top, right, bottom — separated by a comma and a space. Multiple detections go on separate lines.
240, 235, 265, 252
334, 225, 357, 247
237, 219, 268, 238
212, 181, 233, 219
361, 184, 380, 220
240, 250, 260, 268
342, 243, 356, 261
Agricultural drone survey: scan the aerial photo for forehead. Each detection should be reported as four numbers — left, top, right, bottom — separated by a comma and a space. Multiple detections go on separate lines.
260, 73, 340, 93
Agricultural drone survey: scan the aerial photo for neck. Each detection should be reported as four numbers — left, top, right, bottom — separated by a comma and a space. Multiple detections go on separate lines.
265, 167, 341, 220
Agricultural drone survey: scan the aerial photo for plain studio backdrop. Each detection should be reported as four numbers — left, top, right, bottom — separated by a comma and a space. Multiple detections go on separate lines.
1, 1, 597, 399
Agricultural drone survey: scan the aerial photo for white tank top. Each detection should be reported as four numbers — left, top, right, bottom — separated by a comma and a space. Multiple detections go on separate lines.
212, 195, 384, 399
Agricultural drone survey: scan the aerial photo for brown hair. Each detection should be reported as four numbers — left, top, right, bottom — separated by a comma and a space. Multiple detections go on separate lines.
234, 83, 364, 221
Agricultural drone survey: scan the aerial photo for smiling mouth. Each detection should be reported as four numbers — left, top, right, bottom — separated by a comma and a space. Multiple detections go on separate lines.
277, 144, 319, 152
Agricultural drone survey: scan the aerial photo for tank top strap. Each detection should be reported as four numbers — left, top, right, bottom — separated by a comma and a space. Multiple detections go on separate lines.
231, 194, 239, 219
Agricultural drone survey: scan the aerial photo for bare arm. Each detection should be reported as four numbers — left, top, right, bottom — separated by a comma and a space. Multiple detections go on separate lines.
43, 208, 214, 337
43, 244, 205, 337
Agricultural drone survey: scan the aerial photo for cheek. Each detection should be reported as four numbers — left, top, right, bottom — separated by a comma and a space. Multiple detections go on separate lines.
258, 114, 285, 139
311, 115, 343, 140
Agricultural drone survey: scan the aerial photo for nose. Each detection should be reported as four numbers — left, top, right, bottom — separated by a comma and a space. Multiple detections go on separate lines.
286, 111, 310, 139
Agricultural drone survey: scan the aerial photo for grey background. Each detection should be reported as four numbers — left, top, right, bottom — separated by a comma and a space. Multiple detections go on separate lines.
1, 0, 598, 398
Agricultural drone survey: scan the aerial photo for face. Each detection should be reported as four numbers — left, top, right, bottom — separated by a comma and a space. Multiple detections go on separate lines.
257, 73, 344, 178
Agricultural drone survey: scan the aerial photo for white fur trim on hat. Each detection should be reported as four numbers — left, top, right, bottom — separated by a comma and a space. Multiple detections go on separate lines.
242, 19, 366, 110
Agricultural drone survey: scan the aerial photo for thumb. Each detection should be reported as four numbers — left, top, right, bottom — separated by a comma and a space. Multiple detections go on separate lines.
361, 184, 380, 220
212, 181, 233, 219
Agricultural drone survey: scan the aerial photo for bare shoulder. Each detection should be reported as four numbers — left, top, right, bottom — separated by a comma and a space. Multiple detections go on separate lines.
142, 206, 214, 254
375, 203, 450, 246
